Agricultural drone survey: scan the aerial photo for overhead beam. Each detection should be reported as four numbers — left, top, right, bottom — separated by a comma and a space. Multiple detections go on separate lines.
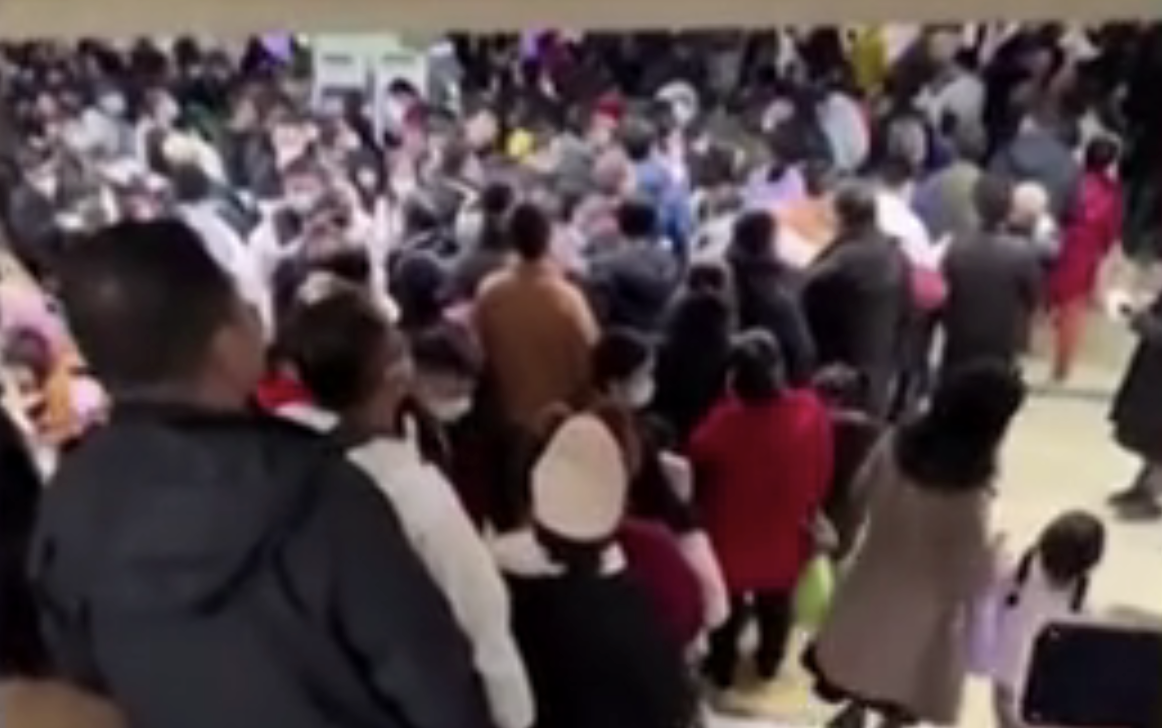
0, 0, 1157, 38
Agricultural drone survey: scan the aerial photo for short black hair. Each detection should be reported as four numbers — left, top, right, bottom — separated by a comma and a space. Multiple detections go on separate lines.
974, 174, 1015, 229
283, 287, 405, 412
834, 182, 878, 232
58, 219, 236, 391
411, 323, 482, 380
685, 259, 733, 296
592, 328, 652, 389
731, 210, 776, 260
729, 329, 786, 405
1038, 510, 1106, 585
508, 202, 552, 261
617, 197, 658, 240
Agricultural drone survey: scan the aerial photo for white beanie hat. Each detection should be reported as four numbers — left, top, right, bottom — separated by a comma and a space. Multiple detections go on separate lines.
532, 414, 627, 543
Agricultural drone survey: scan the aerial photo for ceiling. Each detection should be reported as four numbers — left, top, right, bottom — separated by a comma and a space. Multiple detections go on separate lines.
0, 0, 1157, 37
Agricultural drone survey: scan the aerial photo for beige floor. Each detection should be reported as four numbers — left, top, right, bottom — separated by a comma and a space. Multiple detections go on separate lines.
709, 315, 1162, 728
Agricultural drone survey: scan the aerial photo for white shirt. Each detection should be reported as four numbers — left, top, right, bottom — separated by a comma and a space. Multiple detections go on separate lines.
876, 189, 944, 269
179, 202, 272, 334
276, 405, 534, 728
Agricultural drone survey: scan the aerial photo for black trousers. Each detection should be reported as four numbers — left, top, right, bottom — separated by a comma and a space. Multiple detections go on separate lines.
705, 590, 794, 688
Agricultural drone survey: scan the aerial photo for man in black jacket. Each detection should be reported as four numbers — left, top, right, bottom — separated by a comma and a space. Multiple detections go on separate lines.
30, 219, 494, 728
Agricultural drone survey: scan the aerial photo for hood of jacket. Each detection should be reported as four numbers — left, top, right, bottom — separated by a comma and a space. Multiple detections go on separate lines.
34, 403, 331, 612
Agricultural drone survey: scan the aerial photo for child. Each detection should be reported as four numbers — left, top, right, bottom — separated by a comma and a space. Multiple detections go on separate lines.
991, 511, 1106, 728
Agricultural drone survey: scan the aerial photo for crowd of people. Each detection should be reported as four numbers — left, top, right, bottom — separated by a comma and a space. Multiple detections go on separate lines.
0, 23, 1159, 728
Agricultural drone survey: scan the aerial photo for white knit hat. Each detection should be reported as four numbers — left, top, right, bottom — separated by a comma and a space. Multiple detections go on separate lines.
532, 414, 628, 543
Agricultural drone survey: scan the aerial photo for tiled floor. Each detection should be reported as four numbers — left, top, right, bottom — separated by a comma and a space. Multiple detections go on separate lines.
708, 316, 1162, 728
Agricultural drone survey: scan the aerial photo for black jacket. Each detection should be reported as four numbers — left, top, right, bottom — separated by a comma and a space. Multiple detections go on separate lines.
587, 241, 680, 333
1112, 293, 1162, 461
728, 253, 816, 386
31, 403, 493, 728
506, 566, 695, 728
939, 230, 1041, 376
803, 231, 911, 415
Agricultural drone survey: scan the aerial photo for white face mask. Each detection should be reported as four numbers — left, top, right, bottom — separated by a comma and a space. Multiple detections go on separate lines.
286, 190, 319, 214
621, 375, 655, 409
428, 397, 473, 423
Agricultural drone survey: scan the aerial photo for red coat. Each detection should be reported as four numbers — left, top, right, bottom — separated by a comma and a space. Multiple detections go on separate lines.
690, 390, 833, 594
1050, 172, 1123, 306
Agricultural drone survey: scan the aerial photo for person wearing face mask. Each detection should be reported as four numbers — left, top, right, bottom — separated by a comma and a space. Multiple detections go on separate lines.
283, 286, 533, 728
407, 323, 496, 528
588, 328, 730, 636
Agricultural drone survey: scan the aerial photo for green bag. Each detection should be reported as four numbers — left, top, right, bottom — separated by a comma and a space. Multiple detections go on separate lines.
793, 554, 835, 630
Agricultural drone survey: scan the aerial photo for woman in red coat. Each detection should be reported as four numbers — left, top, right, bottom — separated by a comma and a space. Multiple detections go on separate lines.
691, 329, 833, 690
1049, 135, 1123, 382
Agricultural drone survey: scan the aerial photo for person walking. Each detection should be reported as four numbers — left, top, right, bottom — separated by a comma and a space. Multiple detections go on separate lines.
806, 362, 1025, 728
31, 220, 494, 728
1109, 288, 1162, 521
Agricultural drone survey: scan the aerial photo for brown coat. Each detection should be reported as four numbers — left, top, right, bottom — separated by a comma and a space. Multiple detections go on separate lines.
810, 436, 993, 725
1, 680, 125, 728
473, 260, 599, 431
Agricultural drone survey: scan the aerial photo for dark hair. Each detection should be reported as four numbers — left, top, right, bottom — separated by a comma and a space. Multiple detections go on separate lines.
685, 260, 733, 297
1037, 511, 1106, 586
508, 202, 552, 261
620, 118, 655, 162
592, 328, 652, 390
283, 287, 404, 412
309, 247, 372, 288
834, 182, 878, 233
617, 197, 658, 240
1083, 135, 1120, 174
952, 122, 987, 163
974, 174, 1015, 230
58, 219, 236, 391
895, 361, 1026, 490
728, 329, 786, 405
170, 162, 213, 203
389, 250, 450, 334
411, 323, 482, 380
730, 210, 776, 261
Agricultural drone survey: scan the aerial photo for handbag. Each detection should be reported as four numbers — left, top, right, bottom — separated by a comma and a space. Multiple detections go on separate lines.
793, 554, 835, 631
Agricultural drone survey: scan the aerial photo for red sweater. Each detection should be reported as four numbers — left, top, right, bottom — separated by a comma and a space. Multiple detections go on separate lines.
691, 390, 833, 593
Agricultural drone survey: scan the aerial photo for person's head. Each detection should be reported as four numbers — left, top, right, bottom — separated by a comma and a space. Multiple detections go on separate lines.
1036, 510, 1106, 587
973, 174, 1015, 232
728, 329, 787, 405
169, 161, 213, 204
730, 209, 777, 262
389, 250, 450, 333
58, 220, 264, 409
592, 328, 655, 410
833, 181, 878, 235
684, 259, 733, 298
283, 285, 411, 432
3, 327, 54, 396
410, 323, 482, 423
620, 117, 656, 163
281, 156, 325, 214
1010, 181, 1050, 232
896, 361, 1026, 490
951, 122, 988, 164
1083, 134, 1120, 177
616, 196, 658, 242
508, 201, 553, 262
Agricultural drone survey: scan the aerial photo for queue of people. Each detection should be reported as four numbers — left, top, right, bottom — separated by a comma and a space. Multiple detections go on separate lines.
0, 24, 1156, 728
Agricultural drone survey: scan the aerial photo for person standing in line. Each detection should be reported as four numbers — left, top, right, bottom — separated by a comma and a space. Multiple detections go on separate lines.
473, 202, 599, 527
32, 220, 494, 728
282, 285, 535, 728
692, 330, 833, 694
803, 182, 911, 417
938, 174, 1042, 379
806, 362, 1025, 728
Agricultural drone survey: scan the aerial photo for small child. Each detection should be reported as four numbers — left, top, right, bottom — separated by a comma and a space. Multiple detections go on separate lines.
991, 511, 1107, 728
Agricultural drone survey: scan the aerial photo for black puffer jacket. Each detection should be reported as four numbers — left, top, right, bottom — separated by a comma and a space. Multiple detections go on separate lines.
32, 403, 493, 728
